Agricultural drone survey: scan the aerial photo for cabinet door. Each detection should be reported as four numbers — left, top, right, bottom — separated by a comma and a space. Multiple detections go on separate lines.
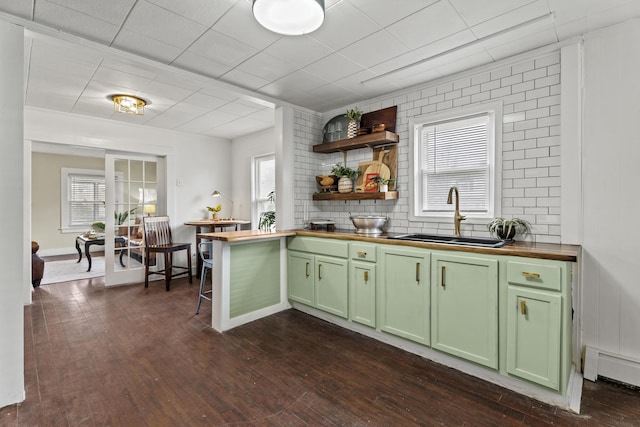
287, 251, 314, 306
349, 260, 376, 328
432, 254, 498, 368
379, 246, 430, 345
507, 287, 561, 390
315, 255, 349, 318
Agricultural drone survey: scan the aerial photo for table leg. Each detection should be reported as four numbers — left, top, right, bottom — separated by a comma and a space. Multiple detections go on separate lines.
76, 238, 82, 263
85, 241, 93, 272
195, 225, 202, 277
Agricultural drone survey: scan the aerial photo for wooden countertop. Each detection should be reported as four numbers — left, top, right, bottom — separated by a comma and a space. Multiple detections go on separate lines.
294, 229, 581, 262
198, 229, 296, 243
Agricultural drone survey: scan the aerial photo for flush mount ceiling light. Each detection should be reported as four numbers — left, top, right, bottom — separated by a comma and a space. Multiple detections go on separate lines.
111, 94, 147, 115
253, 0, 324, 36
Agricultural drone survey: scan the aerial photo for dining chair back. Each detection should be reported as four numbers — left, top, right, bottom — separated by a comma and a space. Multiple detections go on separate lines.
143, 216, 192, 291
196, 241, 213, 314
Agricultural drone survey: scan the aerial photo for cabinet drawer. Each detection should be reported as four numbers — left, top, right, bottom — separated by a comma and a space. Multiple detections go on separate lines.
350, 243, 377, 262
507, 261, 561, 291
287, 236, 348, 258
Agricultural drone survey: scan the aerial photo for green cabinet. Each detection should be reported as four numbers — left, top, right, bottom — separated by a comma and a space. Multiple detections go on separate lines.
506, 260, 566, 390
431, 253, 498, 369
378, 245, 430, 345
287, 237, 349, 318
349, 243, 377, 328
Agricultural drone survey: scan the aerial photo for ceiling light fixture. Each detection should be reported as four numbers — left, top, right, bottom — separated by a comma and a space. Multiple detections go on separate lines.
111, 94, 147, 115
252, 0, 325, 36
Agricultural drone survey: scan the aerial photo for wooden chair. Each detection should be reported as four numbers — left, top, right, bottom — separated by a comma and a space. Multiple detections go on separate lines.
143, 216, 192, 291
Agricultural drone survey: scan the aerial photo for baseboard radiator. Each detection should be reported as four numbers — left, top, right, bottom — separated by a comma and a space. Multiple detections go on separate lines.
583, 346, 640, 388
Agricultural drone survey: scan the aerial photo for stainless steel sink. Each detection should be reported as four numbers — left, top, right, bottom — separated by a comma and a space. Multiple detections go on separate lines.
388, 233, 511, 248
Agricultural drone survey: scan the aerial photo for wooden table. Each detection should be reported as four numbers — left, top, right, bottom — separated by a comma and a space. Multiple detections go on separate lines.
184, 219, 251, 275
75, 235, 126, 272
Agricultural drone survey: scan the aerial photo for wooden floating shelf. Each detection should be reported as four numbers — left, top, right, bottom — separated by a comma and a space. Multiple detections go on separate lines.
312, 191, 399, 201
313, 131, 399, 154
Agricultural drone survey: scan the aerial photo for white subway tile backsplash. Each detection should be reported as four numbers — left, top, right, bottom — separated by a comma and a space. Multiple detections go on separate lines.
294, 50, 563, 240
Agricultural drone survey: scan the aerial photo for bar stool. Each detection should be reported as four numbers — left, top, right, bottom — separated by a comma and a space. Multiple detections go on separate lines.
196, 241, 213, 314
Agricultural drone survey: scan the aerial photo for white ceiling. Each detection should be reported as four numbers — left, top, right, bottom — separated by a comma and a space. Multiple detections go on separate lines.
1, 0, 638, 140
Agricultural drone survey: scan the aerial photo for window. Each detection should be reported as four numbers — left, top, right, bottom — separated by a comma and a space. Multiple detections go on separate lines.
61, 168, 106, 232
252, 153, 275, 229
410, 102, 501, 222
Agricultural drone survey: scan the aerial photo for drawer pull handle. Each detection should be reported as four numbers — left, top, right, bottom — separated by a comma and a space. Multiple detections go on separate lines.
357, 251, 367, 257
441, 265, 446, 289
305, 262, 309, 278
522, 271, 540, 279
318, 264, 322, 280
520, 300, 527, 315
416, 263, 420, 284
364, 271, 369, 283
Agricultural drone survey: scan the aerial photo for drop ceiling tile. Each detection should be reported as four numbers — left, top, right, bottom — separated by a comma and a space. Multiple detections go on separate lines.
139, 80, 195, 104
449, 0, 538, 27
211, 0, 282, 50
172, 51, 232, 79
26, 91, 77, 111
411, 30, 478, 63
386, 1, 468, 50
198, 86, 241, 102
349, 0, 438, 27
181, 92, 228, 109
221, 68, 270, 91
178, 109, 239, 133
72, 98, 118, 117
0, 0, 34, 19
182, 29, 258, 67
216, 100, 260, 116
269, 70, 330, 95
245, 108, 275, 123
144, 104, 198, 129
470, 0, 552, 39
208, 117, 271, 139
235, 52, 297, 82
152, 71, 204, 92
305, 83, 360, 103
303, 52, 366, 83
92, 67, 155, 93
435, 51, 494, 76
47, 0, 136, 25
112, 29, 184, 64
100, 57, 159, 80
368, 50, 423, 77
27, 68, 89, 96
121, 1, 208, 49
339, 29, 410, 69
486, 29, 558, 61
394, 68, 444, 89
308, 1, 380, 51
262, 36, 333, 69
33, 1, 121, 44
145, 0, 237, 26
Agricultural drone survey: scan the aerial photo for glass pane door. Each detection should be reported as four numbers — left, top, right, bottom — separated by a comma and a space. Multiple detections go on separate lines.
104, 153, 161, 286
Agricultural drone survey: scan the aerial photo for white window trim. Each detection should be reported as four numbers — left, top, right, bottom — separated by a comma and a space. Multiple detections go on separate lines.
251, 153, 276, 230
408, 101, 503, 225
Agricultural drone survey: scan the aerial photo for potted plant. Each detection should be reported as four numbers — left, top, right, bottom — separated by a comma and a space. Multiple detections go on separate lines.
345, 107, 363, 138
370, 176, 396, 192
487, 217, 531, 240
331, 163, 361, 193
115, 207, 137, 236
259, 190, 275, 230
207, 204, 222, 220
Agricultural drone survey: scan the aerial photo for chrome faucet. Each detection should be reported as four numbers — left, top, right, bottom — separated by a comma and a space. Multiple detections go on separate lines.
447, 186, 466, 236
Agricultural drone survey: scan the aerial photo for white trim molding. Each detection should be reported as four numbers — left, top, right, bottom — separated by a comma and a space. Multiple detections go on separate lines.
584, 346, 640, 388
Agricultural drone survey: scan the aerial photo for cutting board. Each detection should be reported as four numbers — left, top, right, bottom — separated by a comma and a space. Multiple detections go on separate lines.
364, 151, 391, 179
355, 160, 376, 191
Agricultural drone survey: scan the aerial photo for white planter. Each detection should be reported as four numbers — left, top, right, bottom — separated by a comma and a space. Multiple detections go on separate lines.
379, 184, 388, 192
338, 176, 353, 193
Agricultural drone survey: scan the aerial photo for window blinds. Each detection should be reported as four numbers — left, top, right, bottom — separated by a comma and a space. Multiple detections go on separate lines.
420, 114, 490, 213
68, 174, 106, 226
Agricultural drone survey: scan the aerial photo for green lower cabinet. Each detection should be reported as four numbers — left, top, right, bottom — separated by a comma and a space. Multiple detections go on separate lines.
315, 255, 349, 318
378, 246, 430, 345
349, 260, 376, 328
507, 286, 561, 390
288, 251, 315, 306
431, 253, 499, 369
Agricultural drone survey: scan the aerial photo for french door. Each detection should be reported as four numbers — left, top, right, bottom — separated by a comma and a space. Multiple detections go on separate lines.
104, 153, 165, 286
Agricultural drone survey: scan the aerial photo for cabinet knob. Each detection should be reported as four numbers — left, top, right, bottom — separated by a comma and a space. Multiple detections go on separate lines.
520, 300, 527, 315
357, 251, 367, 257
441, 265, 446, 288
364, 271, 369, 282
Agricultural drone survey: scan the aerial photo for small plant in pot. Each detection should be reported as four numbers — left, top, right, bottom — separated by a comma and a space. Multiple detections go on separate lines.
345, 107, 363, 138
331, 163, 361, 193
370, 176, 395, 192
487, 217, 531, 240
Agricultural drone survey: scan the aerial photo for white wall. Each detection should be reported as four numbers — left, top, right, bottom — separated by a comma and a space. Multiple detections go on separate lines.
581, 19, 640, 362
294, 49, 562, 243
231, 127, 276, 225
0, 19, 25, 408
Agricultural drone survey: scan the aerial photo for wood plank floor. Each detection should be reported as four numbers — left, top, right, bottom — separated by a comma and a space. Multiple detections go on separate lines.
2, 276, 639, 426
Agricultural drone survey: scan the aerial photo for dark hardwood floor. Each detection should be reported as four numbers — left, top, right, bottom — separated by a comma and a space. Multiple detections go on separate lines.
2, 276, 639, 426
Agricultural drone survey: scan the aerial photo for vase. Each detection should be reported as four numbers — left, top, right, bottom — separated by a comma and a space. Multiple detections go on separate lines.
338, 176, 353, 193
496, 225, 516, 240
212, 212, 219, 220
346, 119, 358, 139
379, 184, 388, 192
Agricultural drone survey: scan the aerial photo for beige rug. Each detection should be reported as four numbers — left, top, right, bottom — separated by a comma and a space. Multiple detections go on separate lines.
41, 256, 105, 285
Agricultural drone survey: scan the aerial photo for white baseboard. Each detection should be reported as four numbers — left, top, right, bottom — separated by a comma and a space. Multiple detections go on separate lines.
39, 246, 102, 257
584, 346, 640, 387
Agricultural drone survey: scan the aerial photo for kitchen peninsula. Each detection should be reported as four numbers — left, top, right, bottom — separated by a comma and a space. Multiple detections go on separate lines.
201, 228, 581, 411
